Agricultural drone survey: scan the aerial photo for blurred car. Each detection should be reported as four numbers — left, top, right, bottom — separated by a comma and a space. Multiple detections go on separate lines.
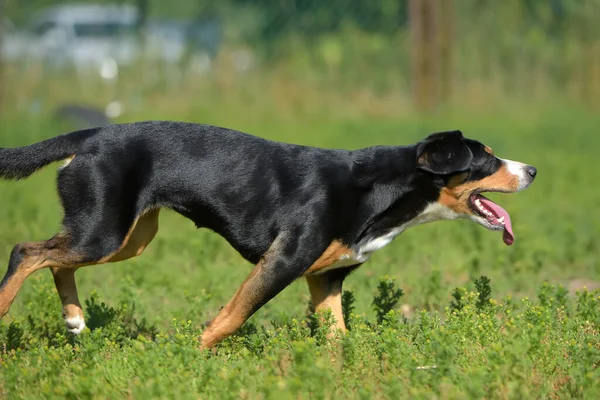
3, 4, 139, 69
1, 4, 220, 71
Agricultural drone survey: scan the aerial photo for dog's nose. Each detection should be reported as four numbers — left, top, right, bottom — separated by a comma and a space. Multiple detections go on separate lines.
526, 166, 537, 179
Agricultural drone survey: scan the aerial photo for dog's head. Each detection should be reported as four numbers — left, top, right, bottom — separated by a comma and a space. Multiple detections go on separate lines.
416, 130, 536, 245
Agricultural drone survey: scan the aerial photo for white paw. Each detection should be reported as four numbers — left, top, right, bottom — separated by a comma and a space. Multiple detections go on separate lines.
65, 316, 86, 335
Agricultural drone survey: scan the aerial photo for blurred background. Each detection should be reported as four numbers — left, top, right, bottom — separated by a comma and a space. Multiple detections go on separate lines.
1, 4, 600, 396
1, 0, 599, 124
0, 1, 599, 330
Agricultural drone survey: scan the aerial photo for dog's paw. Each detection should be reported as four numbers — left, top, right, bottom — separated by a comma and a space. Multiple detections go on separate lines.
65, 315, 86, 335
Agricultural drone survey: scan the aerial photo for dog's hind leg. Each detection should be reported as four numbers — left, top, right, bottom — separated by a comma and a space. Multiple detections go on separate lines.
48, 209, 160, 334
1, 153, 161, 328
0, 234, 86, 318
51, 267, 85, 334
0, 209, 160, 327
51, 155, 160, 333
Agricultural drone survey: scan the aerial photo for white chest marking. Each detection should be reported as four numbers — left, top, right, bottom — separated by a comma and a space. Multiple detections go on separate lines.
314, 202, 457, 275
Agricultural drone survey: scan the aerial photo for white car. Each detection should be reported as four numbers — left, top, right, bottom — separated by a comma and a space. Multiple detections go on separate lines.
2, 4, 189, 70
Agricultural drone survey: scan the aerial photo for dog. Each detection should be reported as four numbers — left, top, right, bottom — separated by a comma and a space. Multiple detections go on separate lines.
0, 123, 536, 348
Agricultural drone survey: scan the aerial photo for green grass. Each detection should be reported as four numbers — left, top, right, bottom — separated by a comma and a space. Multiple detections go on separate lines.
0, 104, 599, 399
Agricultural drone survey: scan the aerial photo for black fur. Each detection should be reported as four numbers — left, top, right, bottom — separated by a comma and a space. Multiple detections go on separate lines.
0, 129, 97, 180
0, 121, 538, 344
0, 122, 508, 265
416, 130, 474, 175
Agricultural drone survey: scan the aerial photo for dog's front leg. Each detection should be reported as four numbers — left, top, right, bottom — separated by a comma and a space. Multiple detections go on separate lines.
306, 270, 349, 335
200, 230, 332, 349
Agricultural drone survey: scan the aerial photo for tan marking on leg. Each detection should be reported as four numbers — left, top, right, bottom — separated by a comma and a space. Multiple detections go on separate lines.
52, 267, 82, 318
51, 267, 85, 333
304, 241, 353, 275
0, 268, 33, 318
200, 236, 288, 349
200, 261, 265, 349
306, 274, 346, 334
0, 235, 82, 318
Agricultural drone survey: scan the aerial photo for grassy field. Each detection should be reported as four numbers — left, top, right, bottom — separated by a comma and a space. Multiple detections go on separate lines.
0, 102, 599, 399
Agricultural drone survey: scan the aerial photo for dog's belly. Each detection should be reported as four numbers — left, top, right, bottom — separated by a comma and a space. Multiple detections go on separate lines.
313, 255, 364, 275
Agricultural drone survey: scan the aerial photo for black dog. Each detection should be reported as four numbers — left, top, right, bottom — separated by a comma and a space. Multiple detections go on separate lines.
0, 122, 536, 348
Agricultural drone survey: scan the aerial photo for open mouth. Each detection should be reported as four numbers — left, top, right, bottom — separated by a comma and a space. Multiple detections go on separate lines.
469, 193, 514, 246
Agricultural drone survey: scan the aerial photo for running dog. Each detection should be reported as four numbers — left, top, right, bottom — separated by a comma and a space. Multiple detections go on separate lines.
0, 123, 536, 348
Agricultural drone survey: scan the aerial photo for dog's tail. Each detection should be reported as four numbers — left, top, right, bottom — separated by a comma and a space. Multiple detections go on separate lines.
0, 128, 98, 180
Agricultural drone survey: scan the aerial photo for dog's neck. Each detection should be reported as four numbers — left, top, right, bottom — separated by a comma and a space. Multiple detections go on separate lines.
351, 145, 419, 186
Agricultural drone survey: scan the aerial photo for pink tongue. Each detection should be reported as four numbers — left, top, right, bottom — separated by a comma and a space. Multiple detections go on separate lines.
478, 197, 514, 246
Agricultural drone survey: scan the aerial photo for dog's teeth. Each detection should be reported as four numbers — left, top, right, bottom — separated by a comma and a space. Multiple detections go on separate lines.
475, 199, 481, 205
498, 216, 505, 223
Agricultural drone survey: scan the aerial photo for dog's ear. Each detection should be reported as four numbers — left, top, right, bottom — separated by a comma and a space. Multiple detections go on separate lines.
416, 130, 473, 175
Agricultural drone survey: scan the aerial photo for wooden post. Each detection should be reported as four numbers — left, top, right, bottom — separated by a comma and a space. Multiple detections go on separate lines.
409, 0, 424, 111
439, 0, 454, 106
409, 0, 439, 112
